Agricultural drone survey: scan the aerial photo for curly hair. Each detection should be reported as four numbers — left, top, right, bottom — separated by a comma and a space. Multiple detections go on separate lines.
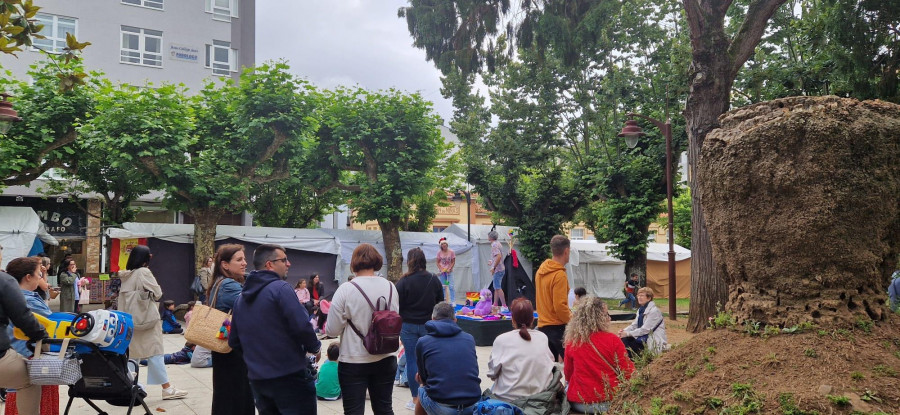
563, 296, 611, 346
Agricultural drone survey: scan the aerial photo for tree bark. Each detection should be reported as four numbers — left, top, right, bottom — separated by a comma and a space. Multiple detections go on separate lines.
379, 218, 404, 282
681, 0, 788, 333
192, 207, 225, 276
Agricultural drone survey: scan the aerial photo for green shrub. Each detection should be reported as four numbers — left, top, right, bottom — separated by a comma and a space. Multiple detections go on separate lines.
826, 395, 850, 406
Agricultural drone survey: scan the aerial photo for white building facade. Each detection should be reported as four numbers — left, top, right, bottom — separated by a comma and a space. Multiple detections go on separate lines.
2, 0, 255, 90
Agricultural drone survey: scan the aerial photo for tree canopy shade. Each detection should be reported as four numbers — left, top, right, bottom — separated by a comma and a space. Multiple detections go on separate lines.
312, 87, 446, 281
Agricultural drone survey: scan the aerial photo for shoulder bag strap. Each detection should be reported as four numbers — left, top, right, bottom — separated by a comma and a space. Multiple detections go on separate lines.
208, 278, 226, 308
346, 280, 389, 342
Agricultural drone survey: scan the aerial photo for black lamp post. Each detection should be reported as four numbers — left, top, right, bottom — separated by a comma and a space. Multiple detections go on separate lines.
618, 113, 677, 321
456, 188, 472, 241
0, 93, 23, 134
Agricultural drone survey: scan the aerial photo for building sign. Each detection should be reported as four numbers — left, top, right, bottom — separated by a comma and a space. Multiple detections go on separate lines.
0, 197, 88, 237
169, 43, 200, 63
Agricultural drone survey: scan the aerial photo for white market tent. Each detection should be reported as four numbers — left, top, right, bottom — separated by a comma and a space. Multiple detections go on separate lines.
0, 207, 58, 270
568, 240, 692, 299
442, 224, 534, 291
319, 229, 475, 301
568, 240, 627, 299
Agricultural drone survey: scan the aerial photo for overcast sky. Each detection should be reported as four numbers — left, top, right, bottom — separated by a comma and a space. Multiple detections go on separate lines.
255, 1, 454, 124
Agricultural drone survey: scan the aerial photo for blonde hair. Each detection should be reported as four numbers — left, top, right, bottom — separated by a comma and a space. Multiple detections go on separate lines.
637, 287, 654, 300
564, 296, 611, 346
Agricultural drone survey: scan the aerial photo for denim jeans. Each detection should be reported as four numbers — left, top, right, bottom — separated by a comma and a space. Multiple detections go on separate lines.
418, 387, 476, 415
439, 272, 455, 303
250, 371, 316, 415
337, 356, 397, 415
395, 353, 407, 383
401, 322, 428, 398
618, 293, 637, 308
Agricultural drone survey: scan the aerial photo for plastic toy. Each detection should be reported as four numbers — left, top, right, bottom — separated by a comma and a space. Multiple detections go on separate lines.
69, 310, 134, 354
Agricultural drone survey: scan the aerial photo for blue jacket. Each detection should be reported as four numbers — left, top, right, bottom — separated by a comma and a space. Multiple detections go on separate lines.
8, 289, 52, 357
161, 309, 181, 333
229, 270, 321, 381
889, 275, 900, 301
416, 318, 481, 405
211, 277, 242, 313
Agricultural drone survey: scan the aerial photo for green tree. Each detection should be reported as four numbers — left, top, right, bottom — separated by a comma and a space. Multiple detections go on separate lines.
671, 186, 692, 249
94, 62, 319, 272
248, 177, 345, 229
313, 87, 446, 281
0, 60, 93, 186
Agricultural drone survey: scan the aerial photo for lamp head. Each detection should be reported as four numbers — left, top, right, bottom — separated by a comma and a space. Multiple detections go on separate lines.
618, 118, 645, 149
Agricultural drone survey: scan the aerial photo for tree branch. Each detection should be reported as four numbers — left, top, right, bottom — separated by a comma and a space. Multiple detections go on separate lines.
2, 127, 78, 186
727, 0, 788, 77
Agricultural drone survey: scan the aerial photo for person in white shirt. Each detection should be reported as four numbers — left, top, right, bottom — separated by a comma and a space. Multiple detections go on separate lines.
486, 297, 554, 402
325, 244, 399, 415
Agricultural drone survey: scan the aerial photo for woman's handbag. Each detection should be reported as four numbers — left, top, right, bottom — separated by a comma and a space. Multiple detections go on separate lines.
78, 289, 90, 305
184, 279, 233, 353
26, 338, 82, 386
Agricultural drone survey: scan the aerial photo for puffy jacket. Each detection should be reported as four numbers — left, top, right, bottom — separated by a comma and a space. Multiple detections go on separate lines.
229, 270, 321, 380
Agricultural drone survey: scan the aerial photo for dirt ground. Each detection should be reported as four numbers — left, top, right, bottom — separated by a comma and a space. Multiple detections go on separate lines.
611, 315, 900, 414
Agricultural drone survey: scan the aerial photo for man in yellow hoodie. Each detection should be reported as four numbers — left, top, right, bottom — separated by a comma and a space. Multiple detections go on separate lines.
535, 235, 572, 362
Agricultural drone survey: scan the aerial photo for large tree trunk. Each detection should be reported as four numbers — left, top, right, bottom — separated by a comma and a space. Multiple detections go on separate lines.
192, 207, 225, 275
683, 36, 734, 333
681, 0, 789, 332
379, 218, 404, 282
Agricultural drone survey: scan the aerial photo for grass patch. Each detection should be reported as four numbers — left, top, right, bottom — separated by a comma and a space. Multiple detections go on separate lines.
873, 364, 897, 377
826, 395, 850, 406
803, 348, 817, 358
778, 393, 820, 415
851, 371, 865, 381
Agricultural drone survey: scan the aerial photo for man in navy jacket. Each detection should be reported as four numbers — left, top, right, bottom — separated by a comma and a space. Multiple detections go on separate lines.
230, 244, 321, 415
415, 302, 481, 415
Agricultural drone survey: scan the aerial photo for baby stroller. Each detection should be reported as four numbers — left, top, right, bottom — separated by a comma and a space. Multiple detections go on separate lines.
43, 338, 152, 415
18, 310, 150, 415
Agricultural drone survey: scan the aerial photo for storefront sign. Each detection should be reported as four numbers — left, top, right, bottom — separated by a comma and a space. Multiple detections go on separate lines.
169, 43, 200, 63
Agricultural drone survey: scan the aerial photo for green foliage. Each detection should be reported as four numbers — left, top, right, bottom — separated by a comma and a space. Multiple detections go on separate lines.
313, 87, 446, 279
855, 317, 873, 333
705, 397, 725, 409
778, 393, 819, 415
672, 391, 692, 402
670, 186, 691, 249
851, 371, 865, 380
649, 397, 680, 415
722, 383, 762, 414
826, 395, 850, 406
709, 308, 736, 329
872, 364, 897, 377
0, 61, 94, 186
803, 348, 817, 358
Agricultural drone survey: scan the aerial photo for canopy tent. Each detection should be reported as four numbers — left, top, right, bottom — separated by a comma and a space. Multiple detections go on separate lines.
568, 240, 691, 299
568, 241, 627, 299
644, 243, 692, 299
319, 229, 475, 301
107, 223, 341, 306
0, 207, 58, 270
442, 224, 534, 292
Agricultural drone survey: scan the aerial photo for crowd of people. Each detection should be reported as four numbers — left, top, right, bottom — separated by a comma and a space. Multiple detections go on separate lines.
0, 233, 678, 415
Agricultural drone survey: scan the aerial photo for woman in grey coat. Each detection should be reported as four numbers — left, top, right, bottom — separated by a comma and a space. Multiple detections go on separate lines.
57, 259, 78, 313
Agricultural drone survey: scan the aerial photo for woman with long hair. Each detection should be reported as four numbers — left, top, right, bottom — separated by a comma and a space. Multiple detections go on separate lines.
486, 297, 555, 402
325, 243, 399, 415
117, 245, 188, 400
57, 258, 78, 313
395, 247, 444, 409
207, 244, 254, 415
197, 256, 214, 302
307, 274, 327, 330
0, 257, 47, 414
563, 296, 634, 413
7, 257, 52, 356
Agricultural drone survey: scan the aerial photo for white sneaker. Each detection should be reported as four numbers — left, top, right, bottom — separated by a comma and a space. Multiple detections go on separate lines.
405, 400, 416, 411
162, 387, 188, 400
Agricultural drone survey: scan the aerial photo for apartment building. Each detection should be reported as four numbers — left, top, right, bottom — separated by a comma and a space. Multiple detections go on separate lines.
2, 0, 255, 90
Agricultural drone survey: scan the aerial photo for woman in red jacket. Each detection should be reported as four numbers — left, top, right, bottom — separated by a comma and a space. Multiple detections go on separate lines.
563, 296, 634, 413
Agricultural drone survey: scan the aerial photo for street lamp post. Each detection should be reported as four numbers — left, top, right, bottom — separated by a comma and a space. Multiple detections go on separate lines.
456, 189, 472, 241
618, 113, 677, 320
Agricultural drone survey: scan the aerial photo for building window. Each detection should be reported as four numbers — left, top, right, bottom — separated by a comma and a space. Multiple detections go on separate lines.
432, 226, 447, 233
571, 228, 584, 240
32, 14, 77, 53
205, 0, 239, 20
120, 26, 163, 67
122, 0, 163, 10
647, 229, 658, 242
205, 40, 237, 75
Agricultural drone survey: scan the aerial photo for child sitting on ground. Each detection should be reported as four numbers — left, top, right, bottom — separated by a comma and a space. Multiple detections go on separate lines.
316, 342, 342, 401
161, 300, 183, 334
184, 301, 196, 326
